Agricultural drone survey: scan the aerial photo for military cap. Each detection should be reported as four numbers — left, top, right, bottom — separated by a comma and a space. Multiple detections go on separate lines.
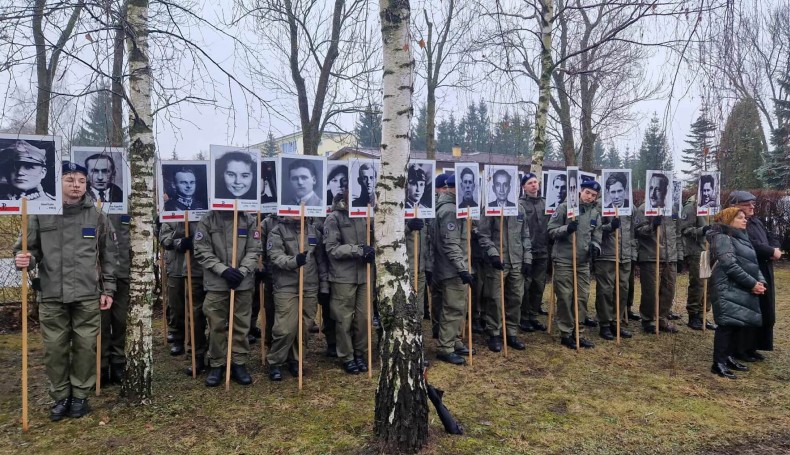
2, 140, 46, 166
62, 161, 88, 177
580, 180, 601, 193
521, 172, 537, 185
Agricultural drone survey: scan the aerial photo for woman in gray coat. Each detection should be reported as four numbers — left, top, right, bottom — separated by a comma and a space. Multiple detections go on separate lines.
707, 207, 766, 379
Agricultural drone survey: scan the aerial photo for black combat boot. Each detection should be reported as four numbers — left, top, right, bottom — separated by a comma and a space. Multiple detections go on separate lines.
68, 398, 90, 418
205, 366, 224, 387
49, 398, 71, 422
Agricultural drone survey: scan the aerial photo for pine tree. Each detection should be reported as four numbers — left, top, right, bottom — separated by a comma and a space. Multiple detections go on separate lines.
719, 98, 766, 189
262, 131, 278, 157
592, 140, 606, 167
73, 85, 114, 146
634, 114, 672, 189
604, 145, 623, 168
681, 111, 717, 173
622, 147, 634, 168
759, 78, 790, 189
195, 150, 208, 160
355, 103, 382, 148
544, 139, 561, 162
514, 113, 532, 157
411, 104, 427, 152
475, 100, 491, 152
437, 114, 458, 154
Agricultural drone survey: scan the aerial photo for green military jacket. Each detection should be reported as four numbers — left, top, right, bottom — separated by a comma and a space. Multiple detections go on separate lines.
597, 211, 637, 263
15, 195, 117, 303
519, 194, 549, 258
160, 221, 203, 278
679, 199, 709, 257
547, 201, 602, 266
193, 211, 261, 291
477, 207, 532, 266
433, 192, 470, 282
109, 214, 131, 280
633, 203, 684, 263
323, 197, 369, 284
405, 219, 433, 275
268, 218, 329, 293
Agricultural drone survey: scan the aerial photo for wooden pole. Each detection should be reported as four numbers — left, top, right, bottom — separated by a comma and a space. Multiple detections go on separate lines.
96, 199, 103, 396
655, 224, 661, 335
413, 212, 419, 307
298, 203, 305, 390
702, 214, 710, 332
20, 198, 29, 432
615, 207, 621, 345
499, 212, 508, 357
184, 215, 197, 378
547, 278, 556, 335
571, 215, 580, 352
466, 215, 473, 365
225, 201, 239, 390
257, 212, 267, 364
366, 204, 373, 378
160, 247, 167, 345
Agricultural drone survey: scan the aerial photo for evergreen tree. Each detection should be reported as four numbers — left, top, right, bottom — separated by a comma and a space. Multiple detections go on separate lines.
475, 100, 491, 152
634, 114, 673, 189
681, 111, 717, 173
622, 147, 635, 169
494, 111, 514, 155
355, 103, 382, 148
73, 85, 114, 146
195, 150, 208, 160
544, 139, 561, 162
719, 98, 766, 189
411, 104, 428, 152
592, 140, 606, 167
262, 131, 278, 157
514, 113, 532, 158
170, 150, 179, 160
604, 145, 623, 168
759, 78, 790, 189
436, 114, 458, 154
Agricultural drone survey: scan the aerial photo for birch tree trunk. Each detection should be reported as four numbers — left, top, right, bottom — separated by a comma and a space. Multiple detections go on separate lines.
531, 0, 554, 176
122, 0, 156, 401
374, 0, 429, 452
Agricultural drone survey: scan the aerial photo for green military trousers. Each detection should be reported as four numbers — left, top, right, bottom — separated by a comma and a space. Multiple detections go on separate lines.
331, 283, 368, 363
437, 276, 469, 355
639, 261, 677, 324
484, 264, 524, 337
553, 263, 590, 338
40, 299, 100, 400
685, 254, 710, 317
594, 261, 631, 328
521, 257, 548, 323
204, 289, 252, 367
101, 278, 129, 368
267, 292, 318, 366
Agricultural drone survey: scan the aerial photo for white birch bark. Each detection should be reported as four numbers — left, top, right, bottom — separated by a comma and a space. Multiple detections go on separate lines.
531, 0, 554, 177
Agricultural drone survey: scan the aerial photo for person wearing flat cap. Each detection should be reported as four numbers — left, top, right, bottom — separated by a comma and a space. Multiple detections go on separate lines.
727, 191, 781, 362
518, 173, 550, 333
0, 139, 56, 201
14, 161, 117, 421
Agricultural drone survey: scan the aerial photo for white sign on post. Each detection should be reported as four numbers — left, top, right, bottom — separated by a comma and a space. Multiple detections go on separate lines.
157, 160, 209, 222
348, 159, 380, 218
277, 155, 327, 218
72, 146, 130, 214
696, 171, 721, 216
0, 134, 62, 215
483, 165, 519, 217
405, 159, 436, 219
209, 145, 260, 211
455, 163, 480, 219
325, 160, 348, 214
544, 169, 566, 215
566, 166, 580, 219
644, 170, 673, 217
260, 158, 278, 214
601, 169, 633, 217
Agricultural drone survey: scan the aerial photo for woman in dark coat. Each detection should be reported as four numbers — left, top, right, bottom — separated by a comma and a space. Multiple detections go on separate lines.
707, 207, 766, 379
727, 191, 781, 360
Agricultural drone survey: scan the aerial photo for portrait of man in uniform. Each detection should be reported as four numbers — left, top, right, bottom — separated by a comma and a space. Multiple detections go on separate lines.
0, 139, 56, 201
351, 162, 378, 208
162, 163, 208, 211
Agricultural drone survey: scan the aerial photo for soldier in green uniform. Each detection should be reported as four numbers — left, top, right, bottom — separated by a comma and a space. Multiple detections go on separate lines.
547, 180, 602, 349
429, 174, 449, 339
160, 220, 208, 374
14, 162, 117, 420
633, 202, 684, 333
519, 173, 549, 332
266, 216, 328, 380
323, 193, 374, 374
593, 207, 635, 340
193, 210, 261, 386
101, 214, 132, 384
405, 216, 432, 324
477, 188, 532, 352
679, 196, 713, 330
433, 174, 475, 365
254, 214, 279, 348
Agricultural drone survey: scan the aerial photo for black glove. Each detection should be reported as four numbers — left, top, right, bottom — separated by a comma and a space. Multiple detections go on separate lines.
521, 263, 532, 277
490, 256, 504, 270
458, 271, 474, 285
566, 220, 579, 235
407, 218, 424, 231
677, 260, 686, 274
651, 216, 662, 228
425, 271, 433, 286
296, 252, 307, 267
610, 218, 621, 230
701, 225, 711, 236
32, 277, 42, 291
589, 244, 601, 261
221, 268, 244, 289
176, 236, 193, 253
254, 268, 268, 284
361, 246, 376, 263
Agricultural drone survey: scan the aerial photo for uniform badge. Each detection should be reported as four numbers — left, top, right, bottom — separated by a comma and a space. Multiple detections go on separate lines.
590, 219, 598, 226
121, 215, 131, 224
253, 230, 261, 239
517, 213, 524, 221
82, 227, 96, 239
238, 228, 248, 238
308, 235, 318, 246
195, 231, 204, 241
447, 222, 456, 231
267, 240, 273, 250
112, 232, 118, 242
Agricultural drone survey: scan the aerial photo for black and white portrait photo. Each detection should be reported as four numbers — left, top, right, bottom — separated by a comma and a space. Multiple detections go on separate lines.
645, 170, 672, 217
260, 158, 278, 213
544, 169, 566, 214
209, 145, 260, 211
454, 163, 480, 219
0, 134, 62, 215
72, 146, 129, 214
673, 179, 683, 215
278, 155, 327, 218
484, 165, 518, 217
566, 167, 580, 218
349, 159, 380, 218
601, 169, 632, 217
326, 160, 348, 213
697, 171, 720, 216
405, 159, 435, 219
157, 160, 209, 222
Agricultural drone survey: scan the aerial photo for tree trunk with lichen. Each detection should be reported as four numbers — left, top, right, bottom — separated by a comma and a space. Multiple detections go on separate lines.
374, 0, 429, 452
531, 0, 553, 177
122, 0, 155, 401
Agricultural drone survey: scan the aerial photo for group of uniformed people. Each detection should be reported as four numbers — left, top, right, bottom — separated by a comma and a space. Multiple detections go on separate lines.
14, 163, 779, 423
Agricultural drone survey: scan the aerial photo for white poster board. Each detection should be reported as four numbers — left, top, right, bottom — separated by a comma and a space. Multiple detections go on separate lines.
405, 159, 436, 219
260, 158, 278, 214
157, 160, 209, 222
72, 146, 130, 214
326, 160, 348, 214
545, 169, 566, 215
277, 155, 327, 218
601, 169, 632, 217
566, 166, 579, 218
209, 145, 260, 211
0, 134, 62, 215
483, 165, 519, 217
645, 170, 673, 217
697, 171, 721, 216
455, 162, 480, 219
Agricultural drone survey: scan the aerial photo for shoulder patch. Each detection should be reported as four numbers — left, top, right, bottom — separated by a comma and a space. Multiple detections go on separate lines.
120, 215, 131, 224
590, 219, 598, 226
267, 240, 273, 250
112, 232, 117, 242
238, 228, 248, 238
195, 231, 204, 241
253, 230, 261, 239
551, 212, 558, 219
308, 235, 318, 246
447, 222, 456, 231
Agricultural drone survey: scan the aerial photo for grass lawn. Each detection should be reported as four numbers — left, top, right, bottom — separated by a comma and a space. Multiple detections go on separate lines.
1, 265, 789, 454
